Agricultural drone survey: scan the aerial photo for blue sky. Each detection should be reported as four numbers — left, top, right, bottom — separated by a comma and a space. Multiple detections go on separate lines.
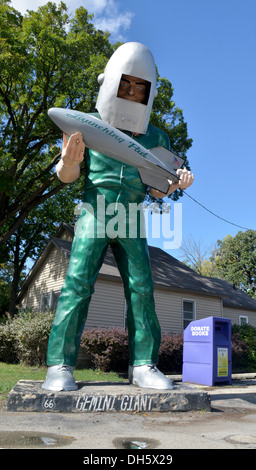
11, 0, 256, 261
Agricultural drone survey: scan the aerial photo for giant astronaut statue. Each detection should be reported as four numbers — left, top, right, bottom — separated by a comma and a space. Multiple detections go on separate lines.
42, 42, 194, 392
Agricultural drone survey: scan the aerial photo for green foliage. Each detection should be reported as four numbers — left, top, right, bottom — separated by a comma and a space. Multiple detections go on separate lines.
0, 0, 113, 247
212, 230, 256, 299
11, 310, 55, 366
231, 323, 256, 371
0, 315, 17, 363
151, 76, 193, 161
80, 328, 184, 373
0, 309, 54, 365
80, 328, 129, 372
0, 0, 113, 314
1, 310, 256, 373
182, 231, 256, 301
158, 333, 183, 373
0, 262, 12, 315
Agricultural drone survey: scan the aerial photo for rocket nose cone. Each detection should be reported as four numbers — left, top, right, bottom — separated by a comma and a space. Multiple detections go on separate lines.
48, 107, 64, 116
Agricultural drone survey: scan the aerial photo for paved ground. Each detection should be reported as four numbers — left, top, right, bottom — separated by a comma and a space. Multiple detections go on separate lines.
0, 374, 256, 453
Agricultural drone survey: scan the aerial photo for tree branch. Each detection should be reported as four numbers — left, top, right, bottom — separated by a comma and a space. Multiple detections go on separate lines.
0, 152, 61, 227
0, 181, 66, 247
0, 86, 17, 132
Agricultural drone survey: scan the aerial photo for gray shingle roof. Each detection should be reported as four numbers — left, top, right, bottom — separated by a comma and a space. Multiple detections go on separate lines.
208, 277, 256, 311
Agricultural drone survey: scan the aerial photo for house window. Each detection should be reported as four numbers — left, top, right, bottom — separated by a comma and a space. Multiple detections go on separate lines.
183, 299, 195, 329
40, 291, 60, 311
239, 315, 248, 326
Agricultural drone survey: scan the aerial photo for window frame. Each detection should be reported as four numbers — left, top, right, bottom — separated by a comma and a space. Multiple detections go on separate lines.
239, 315, 248, 326
40, 290, 60, 312
182, 298, 196, 330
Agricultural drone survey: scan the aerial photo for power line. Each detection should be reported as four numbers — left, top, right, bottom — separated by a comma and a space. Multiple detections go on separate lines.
183, 191, 252, 231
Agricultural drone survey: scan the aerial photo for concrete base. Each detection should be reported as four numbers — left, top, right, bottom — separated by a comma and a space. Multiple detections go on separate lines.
7, 380, 211, 413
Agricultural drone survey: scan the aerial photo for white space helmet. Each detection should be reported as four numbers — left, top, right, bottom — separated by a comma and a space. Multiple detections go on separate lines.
96, 42, 157, 134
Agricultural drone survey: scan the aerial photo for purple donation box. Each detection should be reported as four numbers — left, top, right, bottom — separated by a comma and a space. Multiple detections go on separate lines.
182, 316, 232, 386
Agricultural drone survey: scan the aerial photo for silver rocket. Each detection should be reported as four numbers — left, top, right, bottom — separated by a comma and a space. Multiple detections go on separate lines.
48, 107, 184, 194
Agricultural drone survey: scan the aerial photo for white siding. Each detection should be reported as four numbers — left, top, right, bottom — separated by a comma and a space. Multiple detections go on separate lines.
85, 279, 126, 329
154, 289, 182, 333
23, 246, 69, 310
154, 288, 223, 334
223, 307, 256, 328
22, 248, 126, 328
20, 225, 256, 333
195, 294, 223, 319
87, 284, 223, 333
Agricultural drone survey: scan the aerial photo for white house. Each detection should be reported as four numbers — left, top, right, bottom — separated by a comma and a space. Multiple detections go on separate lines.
18, 223, 256, 332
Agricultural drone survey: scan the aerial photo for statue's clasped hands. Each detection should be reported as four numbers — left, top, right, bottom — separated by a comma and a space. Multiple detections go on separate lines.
167, 168, 194, 194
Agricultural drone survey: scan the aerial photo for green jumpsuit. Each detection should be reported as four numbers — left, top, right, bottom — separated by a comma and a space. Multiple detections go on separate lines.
46, 114, 170, 368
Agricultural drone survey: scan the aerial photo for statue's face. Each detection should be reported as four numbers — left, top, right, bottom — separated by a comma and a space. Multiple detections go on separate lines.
117, 74, 148, 104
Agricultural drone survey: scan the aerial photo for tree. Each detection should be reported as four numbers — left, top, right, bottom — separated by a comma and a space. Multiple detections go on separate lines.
0, 261, 12, 316
0, 0, 113, 248
180, 237, 218, 276
181, 232, 256, 299
211, 231, 256, 299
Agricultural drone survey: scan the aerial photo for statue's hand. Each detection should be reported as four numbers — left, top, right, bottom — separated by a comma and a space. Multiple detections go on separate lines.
61, 133, 85, 166
168, 168, 194, 191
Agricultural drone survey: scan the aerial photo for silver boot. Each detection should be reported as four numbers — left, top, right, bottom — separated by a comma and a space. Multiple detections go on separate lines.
42, 365, 78, 391
129, 364, 174, 390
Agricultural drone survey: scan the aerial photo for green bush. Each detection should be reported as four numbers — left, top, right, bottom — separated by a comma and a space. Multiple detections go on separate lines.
1, 310, 256, 373
231, 323, 256, 371
79, 325, 255, 374
0, 318, 18, 364
0, 310, 54, 366
80, 328, 184, 373
80, 328, 129, 372
158, 333, 183, 373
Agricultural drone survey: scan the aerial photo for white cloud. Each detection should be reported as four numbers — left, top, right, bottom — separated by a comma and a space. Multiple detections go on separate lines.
94, 12, 134, 41
75, 0, 134, 41
10, 0, 47, 15
10, 0, 134, 41
79, 0, 110, 15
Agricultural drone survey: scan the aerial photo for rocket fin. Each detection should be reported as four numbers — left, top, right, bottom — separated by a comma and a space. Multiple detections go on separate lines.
138, 167, 171, 194
150, 146, 184, 170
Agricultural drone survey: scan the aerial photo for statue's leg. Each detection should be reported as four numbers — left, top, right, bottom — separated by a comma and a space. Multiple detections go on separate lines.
111, 237, 160, 365
111, 238, 174, 390
43, 207, 110, 391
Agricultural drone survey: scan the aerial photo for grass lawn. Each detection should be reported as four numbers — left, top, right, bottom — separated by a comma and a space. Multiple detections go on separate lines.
0, 362, 125, 401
